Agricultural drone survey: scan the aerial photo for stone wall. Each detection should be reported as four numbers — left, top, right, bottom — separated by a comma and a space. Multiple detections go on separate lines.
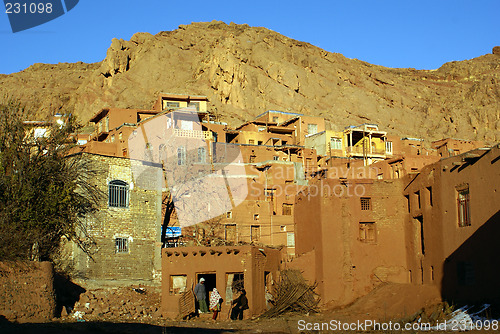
64, 153, 162, 284
0, 261, 55, 322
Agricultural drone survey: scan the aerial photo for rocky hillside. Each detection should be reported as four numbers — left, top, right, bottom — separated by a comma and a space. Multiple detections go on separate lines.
1, 21, 499, 142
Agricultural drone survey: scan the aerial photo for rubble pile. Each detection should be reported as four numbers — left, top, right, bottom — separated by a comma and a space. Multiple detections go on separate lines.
66, 286, 162, 321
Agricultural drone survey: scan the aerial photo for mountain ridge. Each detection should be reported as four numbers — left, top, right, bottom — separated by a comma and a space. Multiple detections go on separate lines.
1, 21, 499, 142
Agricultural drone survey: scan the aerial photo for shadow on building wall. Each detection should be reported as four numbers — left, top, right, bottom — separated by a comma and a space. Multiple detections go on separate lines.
441, 210, 500, 307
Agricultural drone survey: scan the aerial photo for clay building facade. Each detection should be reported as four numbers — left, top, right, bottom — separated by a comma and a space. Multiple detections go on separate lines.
161, 245, 281, 318
291, 144, 499, 307
292, 178, 408, 306
403, 145, 500, 304
432, 138, 484, 158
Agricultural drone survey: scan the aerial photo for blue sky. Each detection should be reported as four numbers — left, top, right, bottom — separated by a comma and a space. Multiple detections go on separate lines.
1, 0, 499, 74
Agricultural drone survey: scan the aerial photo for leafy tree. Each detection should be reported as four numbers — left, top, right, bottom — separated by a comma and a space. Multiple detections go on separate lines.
0, 101, 101, 261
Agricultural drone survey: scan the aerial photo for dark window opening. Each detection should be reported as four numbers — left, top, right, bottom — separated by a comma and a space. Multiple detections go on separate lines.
109, 180, 129, 208
115, 237, 128, 253
427, 186, 433, 207
360, 197, 371, 210
416, 215, 425, 255
251, 225, 260, 242
404, 195, 410, 212
457, 188, 471, 227
197, 273, 216, 307
282, 203, 292, 215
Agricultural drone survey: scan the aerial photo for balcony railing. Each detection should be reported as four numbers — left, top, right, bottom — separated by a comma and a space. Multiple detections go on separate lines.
174, 129, 213, 140
346, 146, 387, 156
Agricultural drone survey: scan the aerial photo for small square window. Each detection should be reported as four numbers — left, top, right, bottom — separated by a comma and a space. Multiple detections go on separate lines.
254, 214, 259, 221
265, 189, 275, 201
188, 102, 200, 111
115, 238, 128, 253
226, 211, 232, 219
360, 197, 371, 211
170, 275, 187, 295
282, 203, 292, 215
307, 124, 318, 135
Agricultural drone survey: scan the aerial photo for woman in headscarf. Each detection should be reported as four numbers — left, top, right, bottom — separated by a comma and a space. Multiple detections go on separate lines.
209, 287, 223, 320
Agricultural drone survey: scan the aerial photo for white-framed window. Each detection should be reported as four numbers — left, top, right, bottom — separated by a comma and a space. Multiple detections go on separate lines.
198, 147, 206, 163
177, 146, 186, 165
330, 137, 342, 150
188, 102, 200, 111
307, 124, 318, 135
386, 141, 393, 154
166, 101, 180, 108
457, 187, 471, 227
108, 180, 129, 208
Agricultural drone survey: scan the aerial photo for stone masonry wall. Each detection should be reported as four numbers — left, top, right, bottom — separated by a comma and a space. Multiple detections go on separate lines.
69, 153, 162, 284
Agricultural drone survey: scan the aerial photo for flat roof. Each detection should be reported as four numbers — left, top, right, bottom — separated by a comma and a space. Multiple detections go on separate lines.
254, 110, 303, 120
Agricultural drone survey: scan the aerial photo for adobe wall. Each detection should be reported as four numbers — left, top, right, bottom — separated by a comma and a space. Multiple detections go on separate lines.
161, 245, 281, 319
0, 261, 55, 322
294, 178, 408, 306
405, 146, 500, 304
64, 153, 162, 284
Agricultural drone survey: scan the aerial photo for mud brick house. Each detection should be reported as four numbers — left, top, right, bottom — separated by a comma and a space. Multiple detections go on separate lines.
432, 138, 484, 158
292, 178, 408, 306
404, 144, 500, 304
61, 152, 163, 284
161, 245, 281, 318
291, 143, 499, 307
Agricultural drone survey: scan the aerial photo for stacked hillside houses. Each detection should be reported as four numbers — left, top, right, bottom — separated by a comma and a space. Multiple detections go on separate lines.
58, 94, 498, 317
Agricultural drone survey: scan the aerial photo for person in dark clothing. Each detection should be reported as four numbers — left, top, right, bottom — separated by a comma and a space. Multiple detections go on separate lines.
194, 277, 208, 313
230, 289, 248, 320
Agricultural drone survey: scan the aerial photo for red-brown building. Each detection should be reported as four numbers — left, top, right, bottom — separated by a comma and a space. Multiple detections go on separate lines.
161, 245, 281, 318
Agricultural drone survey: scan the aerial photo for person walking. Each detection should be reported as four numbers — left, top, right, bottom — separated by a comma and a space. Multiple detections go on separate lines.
194, 277, 209, 313
209, 287, 223, 320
